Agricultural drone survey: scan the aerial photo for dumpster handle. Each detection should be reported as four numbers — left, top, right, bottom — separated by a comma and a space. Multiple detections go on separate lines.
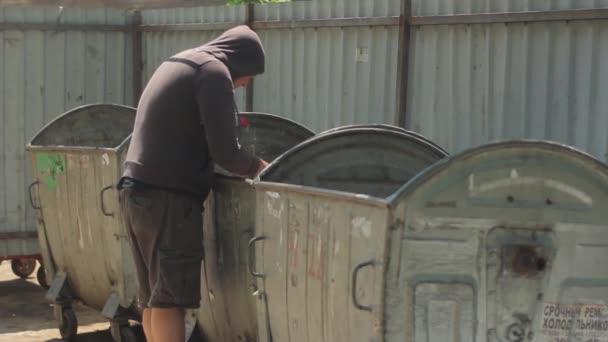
248, 235, 267, 278
100, 185, 114, 217
28, 181, 41, 210
352, 259, 377, 312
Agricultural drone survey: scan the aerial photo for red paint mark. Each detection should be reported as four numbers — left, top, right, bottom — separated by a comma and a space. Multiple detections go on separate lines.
307, 233, 326, 281
288, 230, 327, 281
239, 117, 250, 127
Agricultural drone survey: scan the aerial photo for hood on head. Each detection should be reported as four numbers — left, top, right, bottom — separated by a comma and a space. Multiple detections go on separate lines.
199, 25, 265, 80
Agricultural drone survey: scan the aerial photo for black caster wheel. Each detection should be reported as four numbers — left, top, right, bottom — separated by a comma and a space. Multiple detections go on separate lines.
36, 265, 49, 289
111, 324, 138, 342
11, 258, 36, 279
58, 307, 78, 340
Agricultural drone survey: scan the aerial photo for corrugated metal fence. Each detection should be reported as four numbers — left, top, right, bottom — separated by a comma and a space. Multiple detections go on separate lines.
2, 0, 608, 258
0, 6, 133, 258
139, 0, 402, 132
407, 0, 608, 159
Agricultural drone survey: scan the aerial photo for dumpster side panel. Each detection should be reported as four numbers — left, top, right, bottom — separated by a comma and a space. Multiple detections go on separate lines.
385, 201, 481, 342
198, 179, 259, 342
32, 150, 70, 283
215, 180, 258, 341
63, 151, 116, 309
255, 187, 388, 342
96, 148, 137, 309
199, 191, 222, 341
97, 151, 122, 305
28, 153, 55, 279
385, 142, 608, 342
32, 149, 126, 310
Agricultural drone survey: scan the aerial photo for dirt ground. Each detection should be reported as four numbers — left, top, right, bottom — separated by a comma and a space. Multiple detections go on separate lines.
0, 261, 144, 342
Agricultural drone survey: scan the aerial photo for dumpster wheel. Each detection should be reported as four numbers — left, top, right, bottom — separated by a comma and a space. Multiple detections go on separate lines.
36, 265, 49, 289
110, 323, 137, 342
58, 307, 78, 340
11, 258, 36, 279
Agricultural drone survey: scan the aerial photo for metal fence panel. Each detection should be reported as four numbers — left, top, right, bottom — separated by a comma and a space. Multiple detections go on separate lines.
140, 4, 246, 25
254, 0, 401, 20
412, 0, 608, 16
0, 6, 132, 259
254, 26, 400, 133
406, 20, 608, 162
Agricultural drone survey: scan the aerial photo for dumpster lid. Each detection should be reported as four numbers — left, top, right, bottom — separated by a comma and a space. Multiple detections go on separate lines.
237, 112, 314, 161
389, 140, 608, 225
318, 124, 448, 155
215, 112, 314, 177
27, 104, 136, 152
258, 127, 448, 198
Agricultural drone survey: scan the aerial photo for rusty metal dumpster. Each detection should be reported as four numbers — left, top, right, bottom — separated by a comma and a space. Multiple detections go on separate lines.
26, 104, 139, 342
250, 127, 448, 342
253, 139, 608, 342
198, 112, 314, 342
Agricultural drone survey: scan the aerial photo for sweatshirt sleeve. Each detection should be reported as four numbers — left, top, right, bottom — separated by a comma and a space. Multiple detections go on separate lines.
195, 61, 261, 178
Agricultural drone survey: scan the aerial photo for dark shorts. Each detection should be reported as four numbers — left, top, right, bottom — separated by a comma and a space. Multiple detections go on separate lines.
119, 187, 204, 309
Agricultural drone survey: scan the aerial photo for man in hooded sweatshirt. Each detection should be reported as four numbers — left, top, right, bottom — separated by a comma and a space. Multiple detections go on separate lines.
118, 25, 269, 342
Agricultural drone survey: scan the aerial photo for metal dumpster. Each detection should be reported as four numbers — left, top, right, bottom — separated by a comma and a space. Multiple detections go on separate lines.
384, 141, 608, 342
253, 139, 608, 342
198, 112, 314, 342
26, 104, 139, 341
250, 127, 448, 342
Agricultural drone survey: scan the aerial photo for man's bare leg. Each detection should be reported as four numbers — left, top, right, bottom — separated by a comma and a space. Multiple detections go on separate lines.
142, 308, 154, 342
151, 308, 185, 342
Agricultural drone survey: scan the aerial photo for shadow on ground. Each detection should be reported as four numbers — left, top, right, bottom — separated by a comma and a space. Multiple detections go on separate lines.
0, 278, 109, 333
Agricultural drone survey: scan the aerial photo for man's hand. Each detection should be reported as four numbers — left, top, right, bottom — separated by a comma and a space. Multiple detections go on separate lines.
255, 159, 270, 177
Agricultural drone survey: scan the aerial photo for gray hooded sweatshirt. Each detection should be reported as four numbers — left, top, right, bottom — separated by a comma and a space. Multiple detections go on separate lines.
122, 25, 264, 198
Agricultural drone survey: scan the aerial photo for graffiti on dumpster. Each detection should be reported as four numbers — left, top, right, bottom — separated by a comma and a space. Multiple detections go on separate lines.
37, 153, 66, 191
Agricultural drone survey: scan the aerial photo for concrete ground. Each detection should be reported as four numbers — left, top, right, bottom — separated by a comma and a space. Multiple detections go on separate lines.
0, 261, 144, 342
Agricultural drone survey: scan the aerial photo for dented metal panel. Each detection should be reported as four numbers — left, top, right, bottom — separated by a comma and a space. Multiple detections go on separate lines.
385, 141, 608, 342
26, 104, 137, 313
197, 113, 313, 342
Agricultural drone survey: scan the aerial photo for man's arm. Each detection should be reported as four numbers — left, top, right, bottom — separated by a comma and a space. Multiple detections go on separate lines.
195, 61, 263, 178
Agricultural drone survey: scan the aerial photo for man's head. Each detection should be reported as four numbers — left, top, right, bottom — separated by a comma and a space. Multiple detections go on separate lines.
200, 25, 265, 88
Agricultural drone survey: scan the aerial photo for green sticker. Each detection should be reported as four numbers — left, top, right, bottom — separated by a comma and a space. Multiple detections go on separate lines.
37, 153, 66, 191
